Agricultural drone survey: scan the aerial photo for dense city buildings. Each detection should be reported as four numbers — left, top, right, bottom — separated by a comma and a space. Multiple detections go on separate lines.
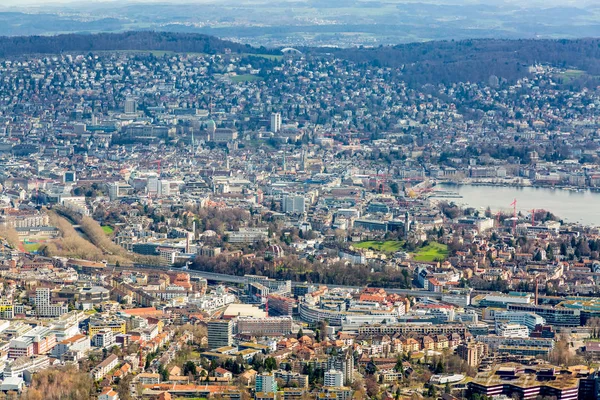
0, 25, 599, 400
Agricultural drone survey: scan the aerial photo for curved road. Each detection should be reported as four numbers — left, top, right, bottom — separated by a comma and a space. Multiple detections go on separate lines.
117, 263, 445, 299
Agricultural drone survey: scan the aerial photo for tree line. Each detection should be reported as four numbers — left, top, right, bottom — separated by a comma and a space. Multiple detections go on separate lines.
190, 253, 413, 288
0, 31, 277, 58
315, 38, 600, 87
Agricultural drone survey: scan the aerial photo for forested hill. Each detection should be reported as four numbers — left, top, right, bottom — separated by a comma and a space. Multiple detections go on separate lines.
0, 31, 276, 58
311, 39, 600, 86
1, 31, 600, 87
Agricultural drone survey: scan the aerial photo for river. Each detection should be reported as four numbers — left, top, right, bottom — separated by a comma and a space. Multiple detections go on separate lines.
435, 183, 600, 226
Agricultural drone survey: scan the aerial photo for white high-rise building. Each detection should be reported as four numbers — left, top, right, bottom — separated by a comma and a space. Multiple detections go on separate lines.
124, 98, 137, 114
255, 373, 277, 394
147, 176, 159, 196
283, 195, 306, 214
324, 370, 344, 387
35, 288, 68, 318
270, 113, 281, 133
207, 320, 233, 349
36, 288, 50, 308
158, 180, 171, 197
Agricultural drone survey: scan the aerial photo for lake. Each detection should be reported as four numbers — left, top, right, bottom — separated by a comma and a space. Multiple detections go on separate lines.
435, 183, 600, 226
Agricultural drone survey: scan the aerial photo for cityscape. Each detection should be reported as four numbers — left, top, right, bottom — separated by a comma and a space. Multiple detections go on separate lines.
0, 2, 600, 400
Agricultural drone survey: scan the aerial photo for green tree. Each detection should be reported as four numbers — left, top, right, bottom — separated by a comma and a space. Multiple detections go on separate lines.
264, 357, 277, 372
183, 361, 197, 377
427, 384, 436, 398
546, 244, 554, 260
158, 364, 169, 382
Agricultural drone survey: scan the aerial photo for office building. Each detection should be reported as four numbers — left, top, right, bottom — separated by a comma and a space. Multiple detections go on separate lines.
124, 98, 137, 114
225, 228, 269, 244
507, 304, 581, 327
35, 288, 68, 318
270, 113, 281, 133
282, 195, 305, 214
212, 128, 238, 143
9, 326, 57, 358
207, 320, 233, 349
88, 316, 127, 337
493, 311, 545, 331
3, 355, 50, 378
108, 182, 133, 201
236, 316, 293, 335
477, 335, 554, 354
495, 323, 529, 338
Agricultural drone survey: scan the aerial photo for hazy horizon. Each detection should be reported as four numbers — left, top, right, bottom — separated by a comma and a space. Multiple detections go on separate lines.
2, 0, 598, 6
0, 0, 598, 47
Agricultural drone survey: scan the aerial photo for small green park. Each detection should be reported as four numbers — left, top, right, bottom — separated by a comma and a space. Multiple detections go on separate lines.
354, 240, 449, 262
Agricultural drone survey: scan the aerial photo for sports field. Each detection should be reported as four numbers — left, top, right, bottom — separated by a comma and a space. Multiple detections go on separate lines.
353, 240, 404, 253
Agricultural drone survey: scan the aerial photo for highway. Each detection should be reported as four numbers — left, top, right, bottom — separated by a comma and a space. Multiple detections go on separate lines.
122, 263, 445, 299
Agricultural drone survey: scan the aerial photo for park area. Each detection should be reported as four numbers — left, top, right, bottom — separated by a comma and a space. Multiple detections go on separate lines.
22, 240, 44, 253
354, 240, 449, 262
411, 242, 449, 262
353, 240, 404, 253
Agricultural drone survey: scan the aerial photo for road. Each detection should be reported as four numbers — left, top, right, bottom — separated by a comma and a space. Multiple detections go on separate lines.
120, 263, 445, 299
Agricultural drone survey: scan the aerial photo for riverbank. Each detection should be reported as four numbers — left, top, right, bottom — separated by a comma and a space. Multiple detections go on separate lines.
436, 178, 599, 192
436, 183, 600, 226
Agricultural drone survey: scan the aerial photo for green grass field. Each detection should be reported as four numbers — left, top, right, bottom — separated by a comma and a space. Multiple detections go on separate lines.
354, 240, 404, 253
412, 242, 449, 262
23, 242, 42, 252
354, 240, 448, 261
558, 69, 585, 83
101, 226, 114, 235
230, 74, 263, 82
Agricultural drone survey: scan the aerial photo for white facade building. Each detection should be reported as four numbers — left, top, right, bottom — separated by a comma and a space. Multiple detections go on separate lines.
494, 311, 545, 331
495, 322, 530, 338
270, 113, 281, 133
283, 195, 306, 214
324, 370, 344, 387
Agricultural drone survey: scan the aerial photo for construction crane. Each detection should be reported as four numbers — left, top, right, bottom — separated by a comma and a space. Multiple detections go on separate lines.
150, 159, 162, 177
255, 294, 269, 316
510, 198, 518, 235
376, 173, 387, 194
370, 172, 388, 194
